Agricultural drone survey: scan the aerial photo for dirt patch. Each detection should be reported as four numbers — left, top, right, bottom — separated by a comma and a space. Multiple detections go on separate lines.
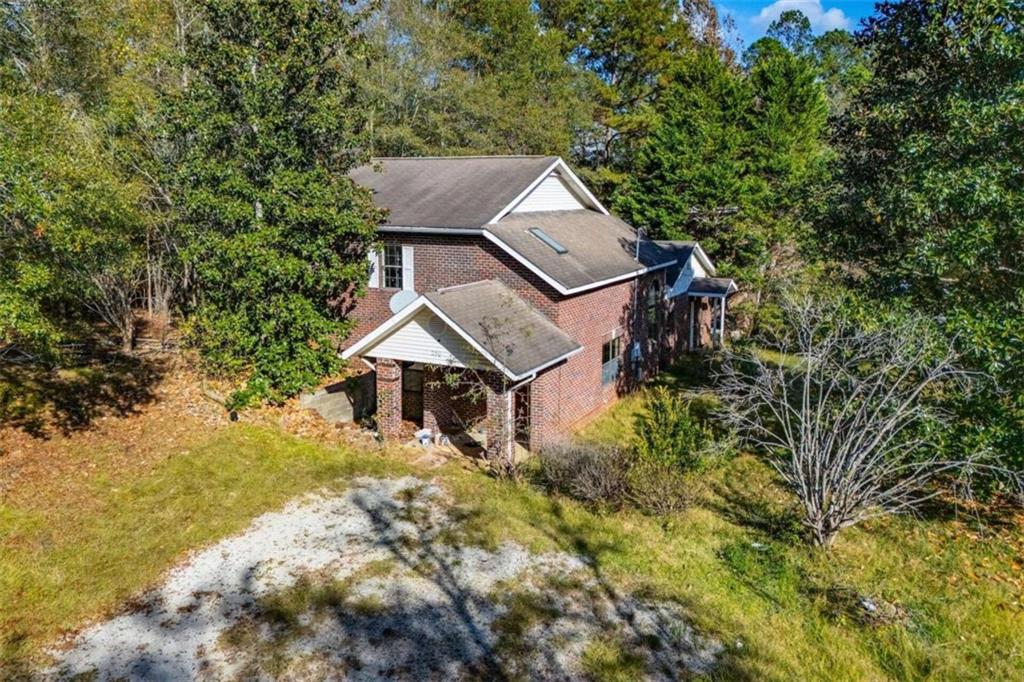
45, 478, 721, 680
0, 358, 226, 509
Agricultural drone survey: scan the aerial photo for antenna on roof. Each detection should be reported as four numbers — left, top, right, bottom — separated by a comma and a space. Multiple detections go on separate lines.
634, 227, 644, 262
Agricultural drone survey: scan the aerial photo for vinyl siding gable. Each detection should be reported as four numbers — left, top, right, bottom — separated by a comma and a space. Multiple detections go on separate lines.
367, 308, 487, 368
509, 173, 586, 213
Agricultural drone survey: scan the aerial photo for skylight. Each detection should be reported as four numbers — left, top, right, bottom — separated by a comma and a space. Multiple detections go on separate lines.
528, 227, 568, 254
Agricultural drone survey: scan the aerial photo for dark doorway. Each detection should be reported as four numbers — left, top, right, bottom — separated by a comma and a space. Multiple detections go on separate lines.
513, 386, 531, 448
401, 363, 424, 424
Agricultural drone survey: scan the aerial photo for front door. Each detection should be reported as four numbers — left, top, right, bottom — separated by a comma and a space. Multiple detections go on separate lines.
401, 363, 423, 424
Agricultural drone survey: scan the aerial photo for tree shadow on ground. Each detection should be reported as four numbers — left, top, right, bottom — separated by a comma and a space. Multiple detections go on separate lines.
709, 482, 804, 545
0, 354, 166, 438
705, 457, 804, 545
45, 478, 766, 680
0, 631, 35, 682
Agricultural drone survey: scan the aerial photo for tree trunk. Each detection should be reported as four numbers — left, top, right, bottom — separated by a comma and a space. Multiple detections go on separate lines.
121, 314, 135, 353
808, 520, 839, 548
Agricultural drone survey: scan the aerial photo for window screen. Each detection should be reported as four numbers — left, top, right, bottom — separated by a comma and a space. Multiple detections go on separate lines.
601, 336, 621, 385
383, 244, 403, 289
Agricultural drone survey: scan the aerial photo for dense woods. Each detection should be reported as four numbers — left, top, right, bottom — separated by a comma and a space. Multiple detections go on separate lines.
1, 0, 1021, 484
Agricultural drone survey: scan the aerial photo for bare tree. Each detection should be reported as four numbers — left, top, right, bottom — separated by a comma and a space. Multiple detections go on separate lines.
716, 296, 1020, 547
75, 264, 145, 353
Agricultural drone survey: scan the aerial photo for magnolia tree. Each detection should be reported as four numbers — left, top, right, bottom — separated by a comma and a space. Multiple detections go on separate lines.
716, 297, 1021, 547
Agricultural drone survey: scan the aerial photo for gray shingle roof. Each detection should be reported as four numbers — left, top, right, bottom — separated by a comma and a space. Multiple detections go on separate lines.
653, 240, 697, 281
350, 156, 559, 228
489, 210, 675, 291
425, 280, 580, 378
688, 277, 737, 295
349, 157, 713, 292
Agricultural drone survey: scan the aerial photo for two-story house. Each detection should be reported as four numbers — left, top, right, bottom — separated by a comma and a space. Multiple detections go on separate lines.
341, 156, 736, 460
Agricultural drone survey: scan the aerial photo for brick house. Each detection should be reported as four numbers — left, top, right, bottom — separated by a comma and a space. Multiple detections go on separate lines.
341, 156, 736, 459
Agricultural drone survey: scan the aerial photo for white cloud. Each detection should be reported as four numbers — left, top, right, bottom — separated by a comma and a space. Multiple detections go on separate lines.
751, 0, 850, 33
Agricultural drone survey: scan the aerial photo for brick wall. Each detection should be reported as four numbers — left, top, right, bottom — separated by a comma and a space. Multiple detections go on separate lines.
339, 234, 559, 350
526, 270, 692, 449
375, 358, 402, 438
422, 366, 486, 433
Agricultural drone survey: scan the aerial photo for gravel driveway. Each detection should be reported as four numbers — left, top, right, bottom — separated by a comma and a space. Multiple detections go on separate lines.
48, 477, 721, 680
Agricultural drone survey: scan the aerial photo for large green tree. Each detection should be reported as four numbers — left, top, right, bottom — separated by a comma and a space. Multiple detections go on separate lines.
613, 50, 755, 274
615, 41, 829, 326
812, 28, 871, 116
354, 0, 588, 158
746, 36, 830, 250
169, 0, 381, 406
766, 8, 814, 55
1, 0, 156, 355
829, 0, 1024, 470
537, 0, 724, 196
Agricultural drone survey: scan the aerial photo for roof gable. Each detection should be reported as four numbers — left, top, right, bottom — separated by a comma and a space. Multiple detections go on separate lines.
508, 173, 586, 213
350, 156, 608, 229
360, 307, 488, 369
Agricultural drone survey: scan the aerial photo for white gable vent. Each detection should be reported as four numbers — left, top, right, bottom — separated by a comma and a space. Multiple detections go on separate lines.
511, 173, 586, 213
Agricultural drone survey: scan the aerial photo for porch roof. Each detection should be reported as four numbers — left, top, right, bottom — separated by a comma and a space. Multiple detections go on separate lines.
342, 280, 582, 381
688, 277, 738, 297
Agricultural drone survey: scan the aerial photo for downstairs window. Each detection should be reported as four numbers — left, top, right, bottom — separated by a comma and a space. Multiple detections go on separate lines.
601, 336, 621, 385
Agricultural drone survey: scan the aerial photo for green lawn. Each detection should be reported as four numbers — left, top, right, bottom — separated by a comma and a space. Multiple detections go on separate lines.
0, 425, 410, 673
2, 401, 1022, 679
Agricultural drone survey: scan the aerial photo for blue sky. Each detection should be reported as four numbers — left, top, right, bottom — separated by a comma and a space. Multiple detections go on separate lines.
714, 1, 879, 49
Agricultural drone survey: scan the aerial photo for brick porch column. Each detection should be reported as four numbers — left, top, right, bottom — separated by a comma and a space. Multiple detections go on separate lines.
375, 358, 402, 439
526, 372, 554, 453
422, 366, 441, 434
484, 373, 514, 465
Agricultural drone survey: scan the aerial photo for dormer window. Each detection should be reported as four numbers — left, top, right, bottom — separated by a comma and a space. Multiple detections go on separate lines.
528, 227, 568, 254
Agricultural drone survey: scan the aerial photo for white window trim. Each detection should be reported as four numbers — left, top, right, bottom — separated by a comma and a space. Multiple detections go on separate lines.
381, 243, 409, 290
367, 248, 379, 288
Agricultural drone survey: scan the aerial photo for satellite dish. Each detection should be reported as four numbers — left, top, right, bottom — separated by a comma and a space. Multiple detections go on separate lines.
389, 290, 418, 314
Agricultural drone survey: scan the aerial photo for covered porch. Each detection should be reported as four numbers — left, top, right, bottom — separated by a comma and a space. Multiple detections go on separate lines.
685, 277, 738, 350
342, 280, 581, 462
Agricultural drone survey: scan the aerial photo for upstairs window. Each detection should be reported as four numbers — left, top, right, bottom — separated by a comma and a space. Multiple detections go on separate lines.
377, 244, 414, 290
601, 335, 621, 385
383, 245, 404, 289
